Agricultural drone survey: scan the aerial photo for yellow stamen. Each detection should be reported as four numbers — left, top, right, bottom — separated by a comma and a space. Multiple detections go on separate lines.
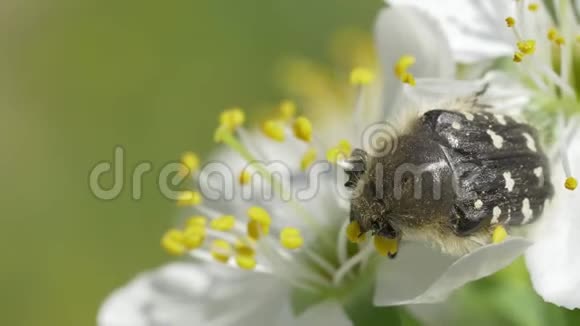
180, 152, 200, 175
346, 220, 366, 243
505, 16, 516, 27
293, 116, 313, 142
211, 239, 231, 263
183, 225, 205, 249
234, 240, 255, 257
300, 148, 317, 171
547, 27, 565, 45
492, 225, 508, 244
247, 206, 272, 225
161, 229, 186, 256
239, 168, 252, 185
210, 215, 236, 231
280, 227, 304, 249
565, 177, 578, 191
247, 207, 271, 240
401, 73, 416, 86
528, 3, 539, 12
513, 51, 524, 63
394, 55, 416, 86
278, 100, 296, 121
247, 220, 270, 240
576, 35, 580, 43
548, 27, 558, 41
350, 67, 375, 85
326, 140, 352, 163
373, 236, 398, 257
176, 191, 202, 206
517, 40, 536, 55
235, 254, 257, 270
394, 55, 415, 77
187, 215, 207, 228
219, 107, 246, 131
262, 120, 285, 141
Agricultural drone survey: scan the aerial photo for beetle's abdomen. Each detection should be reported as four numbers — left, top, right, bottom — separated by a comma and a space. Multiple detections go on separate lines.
421, 109, 554, 229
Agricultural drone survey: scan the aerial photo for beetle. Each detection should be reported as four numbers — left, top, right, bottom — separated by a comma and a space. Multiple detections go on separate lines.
344, 95, 554, 256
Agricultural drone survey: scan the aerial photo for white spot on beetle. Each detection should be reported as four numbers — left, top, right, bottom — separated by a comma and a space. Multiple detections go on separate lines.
464, 112, 475, 121
491, 206, 502, 224
486, 129, 504, 149
521, 198, 533, 223
503, 172, 515, 192
494, 114, 507, 125
452, 121, 461, 130
522, 132, 537, 152
534, 167, 543, 178
474, 199, 483, 209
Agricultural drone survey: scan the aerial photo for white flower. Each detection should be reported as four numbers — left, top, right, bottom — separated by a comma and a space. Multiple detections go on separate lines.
388, 0, 580, 309
98, 5, 548, 326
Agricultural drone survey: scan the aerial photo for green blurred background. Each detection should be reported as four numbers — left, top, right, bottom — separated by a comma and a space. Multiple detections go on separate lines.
0, 1, 381, 325
3, 1, 580, 325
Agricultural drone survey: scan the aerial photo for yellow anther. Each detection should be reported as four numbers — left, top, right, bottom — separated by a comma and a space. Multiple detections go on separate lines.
247, 206, 272, 225
576, 35, 580, 43
235, 254, 257, 270
300, 148, 318, 171
210, 215, 236, 231
219, 107, 246, 131
528, 3, 539, 11
210, 239, 232, 263
187, 215, 207, 228
293, 116, 313, 142
280, 227, 304, 249
262, 120, 285, 142
180, 152, 200, 175
239, 168, 252, 185
234, 240, 255, 257
394, 55, 416, 77
513, 51, 524, 63
247, 206, 271, 240
505, 16, 516, 27
350, 67, 375, 85
517, 40, 536, 55
176, 191, 202, 206
547, 27, 565, 45
247, 220, 270, 240
183, 225, 205, 249
394, 55, 416, 86
548, 27, 558, 41
565, 177, 578, 191
326, 140, 352, 163
278, 100, 297, 121
373, 236, 398, 257
346, 221, 366, 243
161, 229, 186, 256
400, 72, 416, 86
492, 225, 508, 244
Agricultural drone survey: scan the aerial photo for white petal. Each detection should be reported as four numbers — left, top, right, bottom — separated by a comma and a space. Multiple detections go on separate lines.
388, 0, 515, 63
374, 6, 455, 118
525, 131, 580, 309
291, 301, 352, 326
374, 238, 531, 306
98, 262, 292, 326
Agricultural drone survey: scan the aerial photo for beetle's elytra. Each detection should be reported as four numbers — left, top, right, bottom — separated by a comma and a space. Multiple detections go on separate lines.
346, 105, 554, 256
